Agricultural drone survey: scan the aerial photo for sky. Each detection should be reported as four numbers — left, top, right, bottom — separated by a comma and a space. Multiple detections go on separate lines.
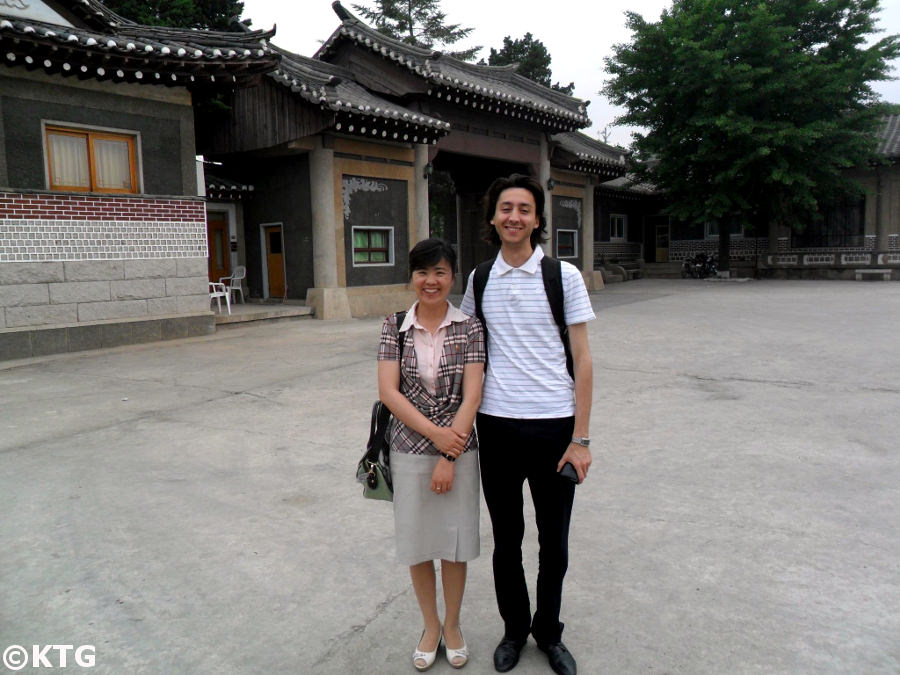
239, 0, 900, 148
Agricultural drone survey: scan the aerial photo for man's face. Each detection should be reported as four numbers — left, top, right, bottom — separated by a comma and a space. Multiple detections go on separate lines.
492, 187, 539, 247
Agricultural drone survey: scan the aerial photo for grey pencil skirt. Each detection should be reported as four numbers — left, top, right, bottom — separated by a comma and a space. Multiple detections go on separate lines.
391, 449, 481, 566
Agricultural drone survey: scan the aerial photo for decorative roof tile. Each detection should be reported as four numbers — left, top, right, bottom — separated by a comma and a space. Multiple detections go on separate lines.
876, 114, 900, 159
316, 2, 590, 133
205, 172, 254, 200
1, 0, 277, 85
271, 46, 451, 143
551, 132, 629, 177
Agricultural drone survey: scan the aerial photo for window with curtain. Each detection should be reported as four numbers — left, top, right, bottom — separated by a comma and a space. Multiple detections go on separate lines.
352, 227, 392, 265
45, 125, 138, 193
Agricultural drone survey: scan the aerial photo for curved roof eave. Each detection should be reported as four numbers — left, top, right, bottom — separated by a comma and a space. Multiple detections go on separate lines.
270, 46, 451, 144
316, 1, 591, 133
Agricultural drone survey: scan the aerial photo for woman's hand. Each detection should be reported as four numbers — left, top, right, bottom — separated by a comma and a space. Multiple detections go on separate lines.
431, 457, 455, 494
429, 425, 467, 457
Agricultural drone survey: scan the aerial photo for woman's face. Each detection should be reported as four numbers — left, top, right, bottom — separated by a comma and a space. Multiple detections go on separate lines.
411, 258, 454, 308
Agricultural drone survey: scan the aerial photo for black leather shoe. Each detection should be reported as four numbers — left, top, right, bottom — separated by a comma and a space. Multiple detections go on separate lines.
493, 637, 526, 672
537, 641, 576, 675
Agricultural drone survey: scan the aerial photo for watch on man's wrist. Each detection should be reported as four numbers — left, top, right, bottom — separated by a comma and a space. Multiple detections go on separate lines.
571, 437, 590, 447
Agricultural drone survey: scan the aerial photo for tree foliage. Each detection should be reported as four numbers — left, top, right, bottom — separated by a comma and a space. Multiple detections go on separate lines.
102, 0, 247, 31
603, 0, 900, 255
486, 33, 575, 96
352, 0, 479, 61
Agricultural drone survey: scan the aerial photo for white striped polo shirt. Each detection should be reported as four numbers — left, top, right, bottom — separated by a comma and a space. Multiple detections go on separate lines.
460, 246, 595, 418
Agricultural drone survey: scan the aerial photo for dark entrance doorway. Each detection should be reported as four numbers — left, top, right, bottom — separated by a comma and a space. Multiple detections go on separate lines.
429, 154, 529, 283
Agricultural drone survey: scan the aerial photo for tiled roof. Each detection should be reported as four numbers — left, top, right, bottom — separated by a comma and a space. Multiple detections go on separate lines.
0, 0, 277, 85
876, 114, 900, 159
270, 46, 451, 144
551, 132, 629, 178
316, 2, 590, 133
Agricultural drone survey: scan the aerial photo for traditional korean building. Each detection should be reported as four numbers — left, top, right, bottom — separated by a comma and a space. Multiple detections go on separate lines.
0, 0, 278, 359
199, 2, 628, 319
598, 115, 900, 280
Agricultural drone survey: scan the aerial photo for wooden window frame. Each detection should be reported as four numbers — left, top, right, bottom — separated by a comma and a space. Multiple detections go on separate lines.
556, 229, 578, 258
352, 226, 394, 266
45, 124, 139, 194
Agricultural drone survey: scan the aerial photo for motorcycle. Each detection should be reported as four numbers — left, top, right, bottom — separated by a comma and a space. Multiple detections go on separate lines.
681, 253, 718, 279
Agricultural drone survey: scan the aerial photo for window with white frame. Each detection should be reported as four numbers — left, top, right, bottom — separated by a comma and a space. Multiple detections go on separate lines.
610, 214, 627, 241
352, 226, 393, 265
45, 124, 139, 193
557, 230, 578, 258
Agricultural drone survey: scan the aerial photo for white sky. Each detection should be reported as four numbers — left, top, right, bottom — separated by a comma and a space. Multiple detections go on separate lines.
239, 0, 900, 148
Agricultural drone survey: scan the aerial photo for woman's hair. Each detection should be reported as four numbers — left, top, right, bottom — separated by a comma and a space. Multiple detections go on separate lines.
481, 173, 548, 248
408, 238, 457, 279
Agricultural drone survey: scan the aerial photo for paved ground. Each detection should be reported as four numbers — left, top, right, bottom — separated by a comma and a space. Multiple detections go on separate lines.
2, 279, 898, 674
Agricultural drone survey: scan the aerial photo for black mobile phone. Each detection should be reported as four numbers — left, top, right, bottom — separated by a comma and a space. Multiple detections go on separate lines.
560, 462, 579, 484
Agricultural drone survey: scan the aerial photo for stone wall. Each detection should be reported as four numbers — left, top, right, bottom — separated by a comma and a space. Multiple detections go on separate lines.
0, 192, 213, 360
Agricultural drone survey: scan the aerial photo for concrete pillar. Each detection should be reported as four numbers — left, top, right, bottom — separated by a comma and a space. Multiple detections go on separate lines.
768, 218, 779, 255
540, 135, 553, 256
414, 144, 430, 244
581, 179, 603, 289
582, 179, 595, 273
875, 167, 889, 251
306, 140, 351, 320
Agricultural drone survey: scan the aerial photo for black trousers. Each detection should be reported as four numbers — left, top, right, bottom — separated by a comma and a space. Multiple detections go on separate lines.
477, 412, 576, 645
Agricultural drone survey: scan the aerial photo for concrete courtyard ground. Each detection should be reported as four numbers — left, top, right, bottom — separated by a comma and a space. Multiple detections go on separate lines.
1, 279, 898, 674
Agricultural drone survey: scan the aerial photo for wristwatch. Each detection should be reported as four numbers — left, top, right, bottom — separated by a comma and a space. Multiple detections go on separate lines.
571, 437, 590, 447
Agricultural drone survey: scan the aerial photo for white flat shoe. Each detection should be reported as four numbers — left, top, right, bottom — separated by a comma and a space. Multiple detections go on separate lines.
443, 627, 469, 669
413, 629, 441, 671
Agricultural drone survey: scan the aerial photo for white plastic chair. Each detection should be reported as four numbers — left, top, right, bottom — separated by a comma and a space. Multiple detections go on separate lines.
209, 282, 231, 315
219, 265, 246, 304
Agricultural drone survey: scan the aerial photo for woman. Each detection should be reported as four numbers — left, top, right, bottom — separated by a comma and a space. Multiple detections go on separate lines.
377, 238, 485, 671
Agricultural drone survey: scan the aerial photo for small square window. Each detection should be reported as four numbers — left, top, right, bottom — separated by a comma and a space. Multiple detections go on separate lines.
353, 227, 393, 265
45, 125, 138, 193
557, 229, 578, 258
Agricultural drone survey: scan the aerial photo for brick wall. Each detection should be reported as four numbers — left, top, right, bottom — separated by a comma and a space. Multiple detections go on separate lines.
0, 193, 206, 262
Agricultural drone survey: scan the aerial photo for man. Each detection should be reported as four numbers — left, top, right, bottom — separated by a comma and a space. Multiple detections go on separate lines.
461, 174, 594, 675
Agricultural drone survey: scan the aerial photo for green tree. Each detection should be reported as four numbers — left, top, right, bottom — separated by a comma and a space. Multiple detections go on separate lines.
352, 0, 479, 61
102, 0, 246, 30
604, 0, 899, 270
486, 33, 575, 96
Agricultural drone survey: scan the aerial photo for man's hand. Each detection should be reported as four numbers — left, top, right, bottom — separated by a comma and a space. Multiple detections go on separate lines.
558, 443, 592, 484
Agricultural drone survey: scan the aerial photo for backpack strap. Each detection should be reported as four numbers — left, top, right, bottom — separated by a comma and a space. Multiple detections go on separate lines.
541, 256, 574, 380
472, 261, 493, 370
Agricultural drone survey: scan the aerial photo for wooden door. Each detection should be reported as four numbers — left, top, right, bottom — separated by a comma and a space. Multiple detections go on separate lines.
264, 225, 285, 298
207, 211, 230, 282
655, 221, 670, 263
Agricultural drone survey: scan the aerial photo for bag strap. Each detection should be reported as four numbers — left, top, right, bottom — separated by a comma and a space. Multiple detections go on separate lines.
540, 256, 574, 379
472, 260, 493, 370
473, 256, 573, 379
367, 309, 408, 464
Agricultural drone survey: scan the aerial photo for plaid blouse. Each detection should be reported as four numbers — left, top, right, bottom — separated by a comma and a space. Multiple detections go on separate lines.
378, 309, 485, 456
